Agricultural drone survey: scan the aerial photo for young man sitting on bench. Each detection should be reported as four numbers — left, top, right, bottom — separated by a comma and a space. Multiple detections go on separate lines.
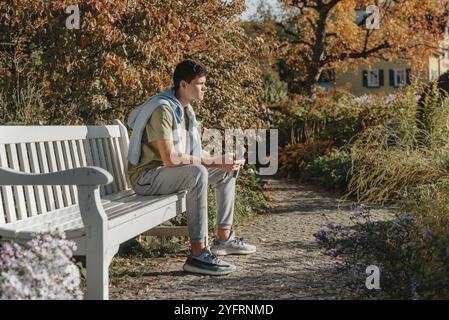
127, 59, 256, 276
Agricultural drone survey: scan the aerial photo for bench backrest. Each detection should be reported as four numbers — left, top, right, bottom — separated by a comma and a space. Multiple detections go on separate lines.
0, 119, 130, 225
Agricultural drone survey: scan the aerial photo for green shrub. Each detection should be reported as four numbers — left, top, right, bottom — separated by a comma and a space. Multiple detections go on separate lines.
300, 149, 351, 190
393, 180, 449, 299
261, 68, 289, 106
346, 84, 449, 205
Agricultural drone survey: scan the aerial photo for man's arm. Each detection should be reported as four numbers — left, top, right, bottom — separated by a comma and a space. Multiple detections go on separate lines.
156, 139, 241, 172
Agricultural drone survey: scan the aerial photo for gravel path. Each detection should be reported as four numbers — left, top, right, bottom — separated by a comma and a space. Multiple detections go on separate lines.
109, 177, 393, 300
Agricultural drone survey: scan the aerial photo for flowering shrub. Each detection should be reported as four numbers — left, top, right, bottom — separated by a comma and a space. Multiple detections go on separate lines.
0, 0, 265, 130
0, 230, 82, 300
314, 204, 449, 299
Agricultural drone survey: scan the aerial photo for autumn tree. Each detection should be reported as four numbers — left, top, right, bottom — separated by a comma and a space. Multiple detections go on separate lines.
275, 0, 449, 98
0, 0, 265, 130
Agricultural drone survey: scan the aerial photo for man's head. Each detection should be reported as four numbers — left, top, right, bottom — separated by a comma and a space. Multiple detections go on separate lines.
173, 60, 208, 103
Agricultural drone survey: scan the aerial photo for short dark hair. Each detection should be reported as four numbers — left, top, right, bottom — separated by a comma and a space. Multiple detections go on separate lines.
173, 59, 208, 91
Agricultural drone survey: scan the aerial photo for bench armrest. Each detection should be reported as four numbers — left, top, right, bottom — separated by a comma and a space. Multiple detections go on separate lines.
0, 166, 113, 186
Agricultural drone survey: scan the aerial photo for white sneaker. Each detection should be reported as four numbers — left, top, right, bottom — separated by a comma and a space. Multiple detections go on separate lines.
210, 231, 257, 256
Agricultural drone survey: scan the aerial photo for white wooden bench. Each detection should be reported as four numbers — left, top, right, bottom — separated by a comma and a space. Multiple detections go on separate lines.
0, 120, 187, 300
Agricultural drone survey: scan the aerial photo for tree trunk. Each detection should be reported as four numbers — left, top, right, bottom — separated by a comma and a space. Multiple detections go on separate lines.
303, 65, 324, 100
303, 8, 329, 100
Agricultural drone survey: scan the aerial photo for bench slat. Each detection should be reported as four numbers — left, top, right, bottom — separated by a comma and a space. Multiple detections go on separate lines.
37, 142, 56, 211
114, 119, 131, 189
70, 140, 81, 168
54, 141, 73, 206
97, 138, 112, 195
0, 144, 16, 223
69, 140, 84, 203
82, 139, 94, 168
0, 192, 185, 238
108, 138, 123, 192
102, 138, 118, 194
105, 196, 155, 217
1, 189, 135, 231
8, 144, 28, 220
77, 140, 87, 167
0, 190, 4, 224
108, 198, 182, 247
18, 143, 38, 216
62, 140, 78, 203
27, 143, 47, 213
17, 193, 144, 233
45, 141, 65, 209
113, 137, 127, 191
89, 139, 106, 196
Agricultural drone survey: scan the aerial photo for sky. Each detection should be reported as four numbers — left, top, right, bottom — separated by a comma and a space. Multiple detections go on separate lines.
240, 0, 282, 21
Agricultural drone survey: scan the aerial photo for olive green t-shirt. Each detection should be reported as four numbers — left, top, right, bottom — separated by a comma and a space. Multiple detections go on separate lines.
127, 104, 189, 187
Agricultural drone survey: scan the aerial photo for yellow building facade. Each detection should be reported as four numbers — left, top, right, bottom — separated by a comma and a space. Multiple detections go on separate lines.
320, 30, 449, 96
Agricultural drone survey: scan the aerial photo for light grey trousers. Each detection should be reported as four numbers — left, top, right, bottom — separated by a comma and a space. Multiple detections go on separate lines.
133, 164, 237, 244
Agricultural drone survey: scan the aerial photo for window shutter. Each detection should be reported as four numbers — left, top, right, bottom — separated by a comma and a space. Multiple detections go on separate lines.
362, 70, 368, 87
406, 68, 411, 85
389, 69, 395, 87
379, 69, 384, 87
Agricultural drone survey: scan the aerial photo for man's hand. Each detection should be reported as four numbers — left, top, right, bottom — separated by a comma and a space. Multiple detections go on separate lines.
216, 162, 241, 173
213, 153, 245, 172
156, 142, 244, 172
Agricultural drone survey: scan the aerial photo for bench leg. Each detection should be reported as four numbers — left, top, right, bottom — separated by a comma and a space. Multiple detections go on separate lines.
86, 245, 119, 300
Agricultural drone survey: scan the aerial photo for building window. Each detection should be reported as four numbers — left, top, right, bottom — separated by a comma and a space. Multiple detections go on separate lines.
389, 68, 411, 87
394, 68, 407, 87
363, 69, 384, 88
367, 69, 380, 87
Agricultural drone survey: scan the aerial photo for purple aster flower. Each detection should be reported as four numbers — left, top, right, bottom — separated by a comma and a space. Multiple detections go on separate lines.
0, 230, 82, 300
331, 265, 340, 274
423, 230, 432, 240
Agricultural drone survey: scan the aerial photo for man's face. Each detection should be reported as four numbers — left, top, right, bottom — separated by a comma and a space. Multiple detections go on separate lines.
182, 75, 207, 102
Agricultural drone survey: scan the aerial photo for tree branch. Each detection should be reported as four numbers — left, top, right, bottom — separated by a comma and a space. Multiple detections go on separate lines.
276, 22, 313, 47
291, 39, 314, 47
326, 41, 390, 63
276, 22, 299, 37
